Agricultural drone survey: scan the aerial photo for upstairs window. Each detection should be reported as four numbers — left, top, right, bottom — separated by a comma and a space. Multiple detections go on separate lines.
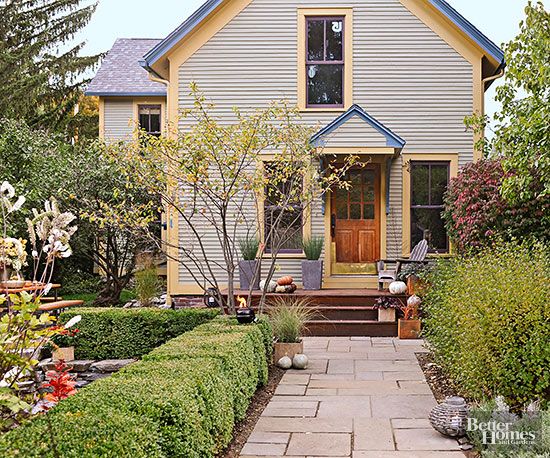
138, 105, 161, 137
306, 17, 344, 108
410, 162, 450, 253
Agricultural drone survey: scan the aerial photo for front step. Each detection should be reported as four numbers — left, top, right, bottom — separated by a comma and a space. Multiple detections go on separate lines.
306, 320, 398, 337
312, 306, 378, 321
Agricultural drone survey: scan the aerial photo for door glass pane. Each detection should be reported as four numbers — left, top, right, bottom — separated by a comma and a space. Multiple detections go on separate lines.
350, 203, 361, 220
431, 165, 448, 205
307, 64, 343, 105
411, 208, 447, 251
326, 20, 343, 61
411, 164, 430, 205
363, 204, 375, 220
335, 188, 348, 219
307, 20, 324, 61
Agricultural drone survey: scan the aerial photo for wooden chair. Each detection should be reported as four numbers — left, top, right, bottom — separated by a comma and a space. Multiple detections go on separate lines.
377, 239, 429, 290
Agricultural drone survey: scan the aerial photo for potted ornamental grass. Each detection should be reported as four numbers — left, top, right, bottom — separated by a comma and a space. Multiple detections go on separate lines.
268, 297, 315, 362
238, 236, 260, 290
301, 236, 324, 290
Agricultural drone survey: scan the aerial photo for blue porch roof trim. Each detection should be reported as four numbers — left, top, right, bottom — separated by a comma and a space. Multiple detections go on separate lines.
310, 105, 406, 149
142, 0, 223, 69
142, 0, 504, 71
428, 0, 504, 65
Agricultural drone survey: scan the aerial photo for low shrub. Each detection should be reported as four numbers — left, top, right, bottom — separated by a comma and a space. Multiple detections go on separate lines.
423, 241, 550, 408
59, 307, 219, 360
0, 316, 272, 457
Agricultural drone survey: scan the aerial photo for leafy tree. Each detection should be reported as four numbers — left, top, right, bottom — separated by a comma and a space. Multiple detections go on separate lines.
0, 0, 99, 133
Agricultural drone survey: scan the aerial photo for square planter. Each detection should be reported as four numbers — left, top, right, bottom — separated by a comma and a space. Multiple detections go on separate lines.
378, 307, 396, 322
273, 341, 303, 363
52, 346, 75, 362
398, 319, 421, 339
239, 260, 260, 290
301, 260, 323, 290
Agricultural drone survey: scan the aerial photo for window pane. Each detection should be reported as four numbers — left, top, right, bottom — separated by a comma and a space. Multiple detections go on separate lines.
326, 20, 343, 61
336, 188, 348, 219
265, 207, 303, 251
350, 203, 361, 220
150, 114, 161, 134
411, 164, 430, 206
139, 113, 150, 132
307, 64, 343, 106
307, 20, 324, 61
364, 204, 375, 220
431, 165, 448, 205
411, 208, 447, 252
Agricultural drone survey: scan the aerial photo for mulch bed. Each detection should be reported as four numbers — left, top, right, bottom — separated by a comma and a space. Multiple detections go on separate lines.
219, 365, 285, 458
416, 352, 467, 403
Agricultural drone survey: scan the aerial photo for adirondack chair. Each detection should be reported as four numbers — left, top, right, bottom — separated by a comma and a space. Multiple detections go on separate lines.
377, 239, 429, 291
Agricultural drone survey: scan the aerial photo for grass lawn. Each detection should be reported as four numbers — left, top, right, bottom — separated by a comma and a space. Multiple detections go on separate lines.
63, 290, 136, 307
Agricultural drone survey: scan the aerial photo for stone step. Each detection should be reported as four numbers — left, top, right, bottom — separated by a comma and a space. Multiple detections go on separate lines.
305, 320, 398, 337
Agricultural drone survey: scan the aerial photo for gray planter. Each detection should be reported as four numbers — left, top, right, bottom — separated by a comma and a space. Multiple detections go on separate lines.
301, 260, 323, 290
239, 260, 260, 290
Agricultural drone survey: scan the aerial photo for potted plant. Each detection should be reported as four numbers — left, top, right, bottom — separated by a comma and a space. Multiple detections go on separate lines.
268, 297, 314, 362
238, 236, 260, 290
50, 316, 82, 361
301, 236, 324, 290
398, 263, 432, 296
0, 237, 27, 287
373, 296, 402, 322
398, 295, 422, 339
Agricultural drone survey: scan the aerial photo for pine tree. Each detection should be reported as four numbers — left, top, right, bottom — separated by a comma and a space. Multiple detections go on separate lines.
0, 0, 100, 133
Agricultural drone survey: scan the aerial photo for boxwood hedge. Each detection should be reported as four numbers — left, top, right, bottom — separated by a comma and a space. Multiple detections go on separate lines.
59, 307, 219, 360
0, 316, 272, 458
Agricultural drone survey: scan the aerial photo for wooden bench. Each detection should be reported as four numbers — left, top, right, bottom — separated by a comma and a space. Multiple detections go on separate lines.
38, 300, 84, 313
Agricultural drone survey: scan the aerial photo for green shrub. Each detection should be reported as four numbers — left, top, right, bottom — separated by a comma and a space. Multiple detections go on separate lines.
59, 307, 219, 359
423, 241, 550, 408
0, 316, 272, 457
135, 267, 160, 307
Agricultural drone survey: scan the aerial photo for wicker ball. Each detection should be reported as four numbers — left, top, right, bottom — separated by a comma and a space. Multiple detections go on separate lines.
429, 396, 469, 437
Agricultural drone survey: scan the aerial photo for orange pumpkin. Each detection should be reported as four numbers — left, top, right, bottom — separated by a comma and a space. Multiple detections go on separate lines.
277, 276, 294, 286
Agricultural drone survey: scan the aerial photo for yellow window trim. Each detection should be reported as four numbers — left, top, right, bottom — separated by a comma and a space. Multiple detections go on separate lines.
401, 152, 458, 258
297, 8, 354, 112
132, 97, 167, 139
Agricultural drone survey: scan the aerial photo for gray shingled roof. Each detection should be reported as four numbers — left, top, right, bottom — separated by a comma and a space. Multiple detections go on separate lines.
85, 38, 167, 96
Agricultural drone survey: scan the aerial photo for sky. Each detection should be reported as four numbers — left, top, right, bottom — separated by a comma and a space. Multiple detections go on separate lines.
77, 0, 545, 121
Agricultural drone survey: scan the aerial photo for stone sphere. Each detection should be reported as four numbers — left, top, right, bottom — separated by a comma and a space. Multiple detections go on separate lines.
277, 356, 292, 369
292, 354, 309, 370
389, 281, 407, 295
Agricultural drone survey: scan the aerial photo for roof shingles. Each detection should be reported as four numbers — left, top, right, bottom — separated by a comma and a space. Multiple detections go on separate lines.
85, 38, 166, 96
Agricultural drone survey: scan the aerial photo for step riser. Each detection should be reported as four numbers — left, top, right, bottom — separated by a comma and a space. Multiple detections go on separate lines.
312, 309, 378, 320
305, 322, 398, 337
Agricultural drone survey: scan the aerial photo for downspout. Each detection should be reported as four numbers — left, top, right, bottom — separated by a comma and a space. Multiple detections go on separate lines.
482, 66, 505, 89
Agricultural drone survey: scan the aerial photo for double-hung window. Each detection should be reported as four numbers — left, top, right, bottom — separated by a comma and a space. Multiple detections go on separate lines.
306, 17, 345, 108
138, 104, 162, 137
410, 162, 450, 253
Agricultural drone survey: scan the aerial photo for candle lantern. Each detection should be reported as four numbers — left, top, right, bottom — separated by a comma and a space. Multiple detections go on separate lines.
429, 396, 469, 437
236, 296, 256, 324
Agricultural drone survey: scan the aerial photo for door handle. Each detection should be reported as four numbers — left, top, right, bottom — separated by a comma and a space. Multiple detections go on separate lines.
331, 214, 336, 238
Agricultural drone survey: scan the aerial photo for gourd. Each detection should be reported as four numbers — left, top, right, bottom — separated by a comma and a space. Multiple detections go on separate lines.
407, 295, 422, 308
389, 281, 407, 295
277, 276, 294, 286
260, 279, 277, 293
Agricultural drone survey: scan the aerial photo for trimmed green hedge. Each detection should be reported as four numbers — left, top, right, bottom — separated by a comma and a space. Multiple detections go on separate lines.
0, 316, 272, 458
59, 307, 219, 360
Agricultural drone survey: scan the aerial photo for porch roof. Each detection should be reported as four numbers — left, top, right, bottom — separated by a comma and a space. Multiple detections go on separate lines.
310, 104, 406, 150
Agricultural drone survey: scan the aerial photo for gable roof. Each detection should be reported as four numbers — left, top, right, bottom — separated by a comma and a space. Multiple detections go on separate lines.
141, 0, 505, 77
86, 38, 167, 97
311, 105, 406, 149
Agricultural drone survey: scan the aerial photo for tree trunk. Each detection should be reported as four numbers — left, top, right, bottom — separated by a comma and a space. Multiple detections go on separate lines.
94, 278, 124, 306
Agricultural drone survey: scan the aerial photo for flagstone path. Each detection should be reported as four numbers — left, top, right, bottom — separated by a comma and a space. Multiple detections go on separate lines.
240, 337, 465, 458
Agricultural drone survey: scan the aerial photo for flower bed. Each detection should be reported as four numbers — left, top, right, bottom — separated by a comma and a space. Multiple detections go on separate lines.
59, 307, 219, 360
0, 316, 272, 457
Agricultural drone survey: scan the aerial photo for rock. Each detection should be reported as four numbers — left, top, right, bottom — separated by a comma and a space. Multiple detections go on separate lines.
38, 358, 56, 372
90, 359, 135, 373
16, 380, 36, 393
81, 372, 110, 382
277, 356, 292, 369
75, 380, 90, 389
292, 354, 308, 370
67, 360, 94, 372
460, 443, 474, 451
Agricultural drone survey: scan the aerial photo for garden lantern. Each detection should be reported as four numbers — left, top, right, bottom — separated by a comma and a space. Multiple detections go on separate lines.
429, 396, 469, 437
236, 296, 255, 324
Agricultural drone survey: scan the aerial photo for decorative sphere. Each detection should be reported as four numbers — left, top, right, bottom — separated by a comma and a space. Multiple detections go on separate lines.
389, 281, 407, 295
292, 354, 308, 370
277, 356, 292, 369
260, 279, 277, 293
429, 396, 469, 437
407, 295, 422, 308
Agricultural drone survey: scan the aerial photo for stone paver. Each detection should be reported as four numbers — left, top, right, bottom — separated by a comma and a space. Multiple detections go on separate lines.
240, 337, 463, 457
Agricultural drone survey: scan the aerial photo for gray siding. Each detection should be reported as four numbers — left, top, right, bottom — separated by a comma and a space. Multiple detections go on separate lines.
321, 115, 389, 148
177, 0, 474, 284
103, 99, 134, 140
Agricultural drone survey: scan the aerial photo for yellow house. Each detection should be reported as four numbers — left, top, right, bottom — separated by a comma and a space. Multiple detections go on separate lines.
86, 0, 505, 299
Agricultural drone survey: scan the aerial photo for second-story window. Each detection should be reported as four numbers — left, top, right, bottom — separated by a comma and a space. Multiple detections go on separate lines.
138, 104, 161, 137
306, 17, 344, 108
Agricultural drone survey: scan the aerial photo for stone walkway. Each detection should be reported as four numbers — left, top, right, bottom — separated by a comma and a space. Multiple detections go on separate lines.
241, 337, 465, 458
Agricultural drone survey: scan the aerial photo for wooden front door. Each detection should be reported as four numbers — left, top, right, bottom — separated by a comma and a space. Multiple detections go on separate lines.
331, 165, 381, 266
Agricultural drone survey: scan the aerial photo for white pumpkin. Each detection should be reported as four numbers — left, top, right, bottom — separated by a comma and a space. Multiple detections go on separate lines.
277, 356, 292, 369
292, 354, 309, 370
407, 295, 422, 308
260, 279, 277, 293
389, 281, 407, 295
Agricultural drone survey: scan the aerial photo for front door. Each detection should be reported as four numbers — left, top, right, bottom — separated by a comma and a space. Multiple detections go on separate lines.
331, 165, 380, 273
